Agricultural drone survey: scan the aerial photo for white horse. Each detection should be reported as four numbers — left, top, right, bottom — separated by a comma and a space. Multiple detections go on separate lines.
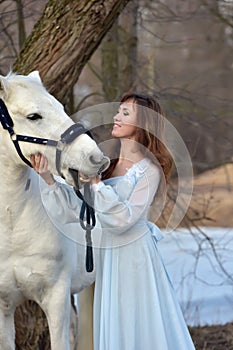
0, 71, 109, 350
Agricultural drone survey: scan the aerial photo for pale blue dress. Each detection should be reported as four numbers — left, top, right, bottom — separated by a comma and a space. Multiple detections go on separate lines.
40, 158, 195, 350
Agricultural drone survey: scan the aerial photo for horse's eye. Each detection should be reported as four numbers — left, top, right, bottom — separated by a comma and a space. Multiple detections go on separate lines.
27, 113, 42, 121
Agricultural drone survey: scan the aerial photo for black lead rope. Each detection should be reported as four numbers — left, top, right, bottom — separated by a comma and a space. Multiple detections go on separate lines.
74, 184, 95, 272
69, 168, 96, 273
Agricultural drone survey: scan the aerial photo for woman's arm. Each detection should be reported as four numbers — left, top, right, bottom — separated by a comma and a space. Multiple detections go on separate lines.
31, 153, 82, 224
92, 164, 160, 234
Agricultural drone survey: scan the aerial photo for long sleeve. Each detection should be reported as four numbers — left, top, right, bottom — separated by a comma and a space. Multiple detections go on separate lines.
92, 161, 160, 236
40, 179, 82, 225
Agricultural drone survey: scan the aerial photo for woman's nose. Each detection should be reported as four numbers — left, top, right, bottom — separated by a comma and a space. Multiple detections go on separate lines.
114, 113, 120, 122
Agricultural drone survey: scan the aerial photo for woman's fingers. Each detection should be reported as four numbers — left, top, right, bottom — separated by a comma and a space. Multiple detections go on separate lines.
29, 153, 55, 185
30, 153, 49, 174
30, 154, 36, 168
38, 155, 48, 173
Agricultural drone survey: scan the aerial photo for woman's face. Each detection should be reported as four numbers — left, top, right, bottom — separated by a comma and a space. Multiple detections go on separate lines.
112, 99, 138, 139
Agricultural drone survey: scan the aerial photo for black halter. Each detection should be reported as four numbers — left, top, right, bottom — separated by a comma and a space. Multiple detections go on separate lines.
0, 98, 95, 272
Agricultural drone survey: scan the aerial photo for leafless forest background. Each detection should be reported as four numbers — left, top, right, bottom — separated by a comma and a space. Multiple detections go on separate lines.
0, 0, 233, 349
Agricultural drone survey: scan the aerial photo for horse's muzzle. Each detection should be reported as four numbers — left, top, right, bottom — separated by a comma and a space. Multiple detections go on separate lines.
97, 155, 110, 173
68, 168, 93, 190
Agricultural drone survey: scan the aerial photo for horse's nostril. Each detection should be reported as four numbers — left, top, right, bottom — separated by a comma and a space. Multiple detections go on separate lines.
103, 156, 110, 167
98, 164, 107, 173
89, 155, 110, 172
100, 156, 110, 172
89, 154, 110, 173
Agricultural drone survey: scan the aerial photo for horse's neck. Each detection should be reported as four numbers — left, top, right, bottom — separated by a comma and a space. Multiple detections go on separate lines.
1, 163, 30, 188
0, 158, 38, 201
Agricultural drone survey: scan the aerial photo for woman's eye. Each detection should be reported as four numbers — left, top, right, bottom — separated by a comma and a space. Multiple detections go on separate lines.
123, 112, 129, 116
27, 113, 42, 121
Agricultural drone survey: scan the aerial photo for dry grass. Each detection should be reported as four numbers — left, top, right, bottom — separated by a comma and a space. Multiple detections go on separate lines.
190, 323, 233, 350
15, 300, 50, 350
156, 163, 233, 228
187, 163, 233, 228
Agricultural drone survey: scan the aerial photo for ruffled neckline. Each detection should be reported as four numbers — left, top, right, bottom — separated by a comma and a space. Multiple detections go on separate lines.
103, 158, 150, 185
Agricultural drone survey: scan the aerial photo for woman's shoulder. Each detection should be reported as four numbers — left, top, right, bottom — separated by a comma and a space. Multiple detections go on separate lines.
102, 158, 160, 187
129, 158, 160, 175
124, 158, 160, 185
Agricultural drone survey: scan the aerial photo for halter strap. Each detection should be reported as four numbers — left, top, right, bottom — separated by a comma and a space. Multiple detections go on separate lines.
56, 124, 92, 178
0, 98, 14, 133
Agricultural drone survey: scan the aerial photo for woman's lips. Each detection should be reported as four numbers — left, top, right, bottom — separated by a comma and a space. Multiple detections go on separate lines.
113, 123, 121, 128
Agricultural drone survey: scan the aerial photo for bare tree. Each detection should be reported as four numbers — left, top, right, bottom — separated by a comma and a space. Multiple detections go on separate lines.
100, 0, 139, 102
101, 21, 119, 101
117, 0, 139, 93
15, 0, 26, 48
13, 0, 131, 103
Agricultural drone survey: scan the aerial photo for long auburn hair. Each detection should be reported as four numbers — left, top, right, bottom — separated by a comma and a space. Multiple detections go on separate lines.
102, 92, 173, 183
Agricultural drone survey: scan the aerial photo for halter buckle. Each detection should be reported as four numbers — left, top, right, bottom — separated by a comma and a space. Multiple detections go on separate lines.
10, 133, 17, 141
56, 139, 66, 152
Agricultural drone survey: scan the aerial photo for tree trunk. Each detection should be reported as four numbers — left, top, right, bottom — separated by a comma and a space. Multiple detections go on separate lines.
101, 0, 139, 102
118, 0, 138, 93
15, 0, 26, 49
101, 21, 119, 101
13, 0, 130, 102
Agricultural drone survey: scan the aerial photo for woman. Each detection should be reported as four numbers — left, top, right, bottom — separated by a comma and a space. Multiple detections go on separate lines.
31, 93, 195, 350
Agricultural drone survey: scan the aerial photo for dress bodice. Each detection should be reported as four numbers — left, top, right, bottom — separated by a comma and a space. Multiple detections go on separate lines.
103, 159, 150, 202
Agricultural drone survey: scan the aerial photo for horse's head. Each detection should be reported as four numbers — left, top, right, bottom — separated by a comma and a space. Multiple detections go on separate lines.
0, 71, 109, 184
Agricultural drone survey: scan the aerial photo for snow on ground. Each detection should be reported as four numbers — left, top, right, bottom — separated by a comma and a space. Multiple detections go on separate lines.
159, 227, 233, 327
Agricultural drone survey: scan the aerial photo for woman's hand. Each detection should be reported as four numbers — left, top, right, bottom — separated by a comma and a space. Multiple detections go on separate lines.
90, 174, 101, 184
30, 153, 55, 186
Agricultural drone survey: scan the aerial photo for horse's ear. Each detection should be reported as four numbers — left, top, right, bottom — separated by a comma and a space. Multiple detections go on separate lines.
28, 71, 42, 83
0, 75, 10, 98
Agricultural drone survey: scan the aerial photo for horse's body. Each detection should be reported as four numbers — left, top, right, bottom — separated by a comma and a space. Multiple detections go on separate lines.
0, 72, 109, 349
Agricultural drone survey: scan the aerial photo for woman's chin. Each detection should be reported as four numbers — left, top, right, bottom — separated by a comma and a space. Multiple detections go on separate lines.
111, 130, 119, 138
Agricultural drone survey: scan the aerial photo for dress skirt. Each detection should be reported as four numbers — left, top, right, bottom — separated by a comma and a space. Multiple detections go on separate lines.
94, 227, 196, 350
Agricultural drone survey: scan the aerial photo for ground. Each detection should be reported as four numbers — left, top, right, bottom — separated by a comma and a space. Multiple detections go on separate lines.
190, 323, 233, 350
